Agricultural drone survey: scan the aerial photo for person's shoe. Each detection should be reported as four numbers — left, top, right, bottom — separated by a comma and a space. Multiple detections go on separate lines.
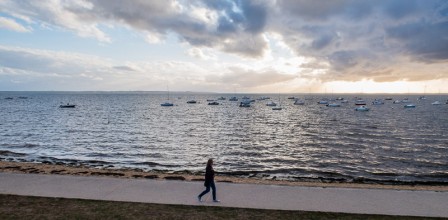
198, 196, 203, 202
213, 199, 220, 203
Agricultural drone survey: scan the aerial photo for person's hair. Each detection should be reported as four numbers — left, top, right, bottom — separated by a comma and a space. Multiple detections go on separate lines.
207, 158, 213, 167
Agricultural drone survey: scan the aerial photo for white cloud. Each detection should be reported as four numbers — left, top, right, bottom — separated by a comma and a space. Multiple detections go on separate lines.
0, 17, 31, 32
186, 48, 216, 60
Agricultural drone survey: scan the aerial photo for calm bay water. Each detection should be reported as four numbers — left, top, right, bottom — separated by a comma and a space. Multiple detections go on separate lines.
1, 91, 447, 184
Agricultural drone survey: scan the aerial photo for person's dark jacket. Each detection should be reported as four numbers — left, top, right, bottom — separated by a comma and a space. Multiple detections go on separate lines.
204, 165, 214, 187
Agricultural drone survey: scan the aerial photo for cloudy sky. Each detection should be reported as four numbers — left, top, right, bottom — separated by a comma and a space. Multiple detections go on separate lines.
1, 0, 448, 93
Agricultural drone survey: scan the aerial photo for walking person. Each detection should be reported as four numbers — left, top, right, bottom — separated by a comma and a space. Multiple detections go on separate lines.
198, 158, 220, 202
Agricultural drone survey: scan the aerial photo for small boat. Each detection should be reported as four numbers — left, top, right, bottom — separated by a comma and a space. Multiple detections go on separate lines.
336, 97, 344, 101
217, 97, 226, 100
418, 96, 427, 100
326, 103, 341, 107
355, 106, 369, 111
404, 104, 416, 108
354, 99, 367, 105
432, 101, 441, 105
187, 100, 197, 104
229, 97, 238, 101
266, 101, 277, 106
239, 102, 250, 107
4, 97, 13, 100
18, 96, 28, 99
272, 106, 282, 110
385, 97, 393, 100
401, 98, 410, 103
317, 99, 329, 104
162, 86, 174, 106
294, 99, 305, 105
287, 96, 296, 99
59, 103, 76, 108
372, 99, 384, 105
341, 100, 349, 103
208, 101, 219, 105
393, 100, 401, 104
206, 99, 215, 102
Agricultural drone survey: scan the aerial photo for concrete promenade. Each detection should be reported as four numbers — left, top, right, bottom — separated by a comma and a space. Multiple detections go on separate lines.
0, 173, 447, 218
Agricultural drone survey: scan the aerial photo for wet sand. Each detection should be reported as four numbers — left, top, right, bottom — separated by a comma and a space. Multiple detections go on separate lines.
1, 161, 447, 192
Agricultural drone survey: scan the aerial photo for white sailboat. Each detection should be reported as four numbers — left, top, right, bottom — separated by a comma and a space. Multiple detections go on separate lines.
161, 86, 174, 106
272, 94, 282, 110
294, 98, 305, 105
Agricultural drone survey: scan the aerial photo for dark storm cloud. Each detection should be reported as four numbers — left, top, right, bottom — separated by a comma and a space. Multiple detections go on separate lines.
387, 21, 448, 62
277, 0, 374, 21
274, 0, 448, 81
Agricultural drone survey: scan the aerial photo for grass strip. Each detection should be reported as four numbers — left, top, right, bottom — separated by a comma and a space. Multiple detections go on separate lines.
0, 194, 439, 220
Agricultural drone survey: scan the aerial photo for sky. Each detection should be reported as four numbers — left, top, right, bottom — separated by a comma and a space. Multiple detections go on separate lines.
1, 0, 448, 93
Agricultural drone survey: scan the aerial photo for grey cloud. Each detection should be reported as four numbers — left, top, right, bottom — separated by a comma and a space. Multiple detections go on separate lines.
386, 21, 448, 62
382, 0, 420, 20
87, 0, 269, 57
277, 0, 374, 21
113, 66, 135, 71
274, 0, 448, 82
328, 50, 359, 71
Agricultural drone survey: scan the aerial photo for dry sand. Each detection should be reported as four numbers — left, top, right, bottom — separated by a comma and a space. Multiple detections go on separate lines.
1, 161, 447, 192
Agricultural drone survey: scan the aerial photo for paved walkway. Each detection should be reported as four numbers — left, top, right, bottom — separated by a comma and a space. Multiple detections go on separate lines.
0, 173, 447, 218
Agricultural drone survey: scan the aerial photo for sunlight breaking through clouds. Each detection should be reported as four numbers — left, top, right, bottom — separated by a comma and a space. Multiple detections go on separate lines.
0, 0, 447, 93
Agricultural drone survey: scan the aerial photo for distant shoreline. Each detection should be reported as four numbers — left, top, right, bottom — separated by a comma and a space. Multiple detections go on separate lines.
1, 161, 447, 192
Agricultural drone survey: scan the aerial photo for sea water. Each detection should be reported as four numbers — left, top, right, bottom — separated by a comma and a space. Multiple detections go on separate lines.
1, 91, 447, 184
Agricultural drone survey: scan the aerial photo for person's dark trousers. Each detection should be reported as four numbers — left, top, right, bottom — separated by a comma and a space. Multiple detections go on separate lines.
199, 181, 216, 200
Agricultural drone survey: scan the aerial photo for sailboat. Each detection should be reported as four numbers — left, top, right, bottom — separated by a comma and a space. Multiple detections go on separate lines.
272, 94, 282, 110
161, 86, 174, 106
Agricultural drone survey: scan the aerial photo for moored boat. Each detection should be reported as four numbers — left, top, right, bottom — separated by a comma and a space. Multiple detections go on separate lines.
317, 99, 329, 104
355, 99, 367, 105
266, 101, 277, 106
187, 100, 197, 104
229, 97, 238, 101
294, 99, 305, 105
401, 98, 410, 103
161, 102, 174, 106
326, 103, 341, 107
208, 101, 219, 105
239, 101, 250, 107
355, 106, 369, 111
372, 99, 384, 105
59, 103, 76, 108
404, 104, 416, 108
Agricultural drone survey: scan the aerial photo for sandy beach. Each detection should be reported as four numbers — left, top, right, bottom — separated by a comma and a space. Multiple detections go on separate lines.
1, 161, 447, 192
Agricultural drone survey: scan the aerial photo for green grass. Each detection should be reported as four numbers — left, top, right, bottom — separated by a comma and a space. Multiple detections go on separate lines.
0, 194, 439, 220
